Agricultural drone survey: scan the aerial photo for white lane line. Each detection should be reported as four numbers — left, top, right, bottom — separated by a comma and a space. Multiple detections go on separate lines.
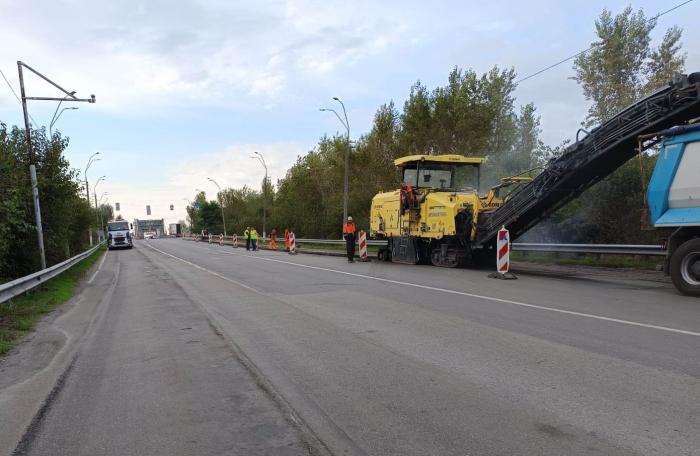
87, 249, 109, 284
143, 241, 260, 293
174, 242, 700, 338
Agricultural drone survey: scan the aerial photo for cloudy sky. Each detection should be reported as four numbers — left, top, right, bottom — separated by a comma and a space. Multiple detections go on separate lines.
1, 0, 698, 227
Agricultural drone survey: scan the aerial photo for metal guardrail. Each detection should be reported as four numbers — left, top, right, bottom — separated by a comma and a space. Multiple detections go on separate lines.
181, 235, 666, 256
511, 243, 666, 256
0, 241, 106, 305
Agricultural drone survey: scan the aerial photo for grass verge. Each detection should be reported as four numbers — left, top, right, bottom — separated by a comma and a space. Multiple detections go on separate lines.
510, 251, 660, 270
0, 245, 106, 356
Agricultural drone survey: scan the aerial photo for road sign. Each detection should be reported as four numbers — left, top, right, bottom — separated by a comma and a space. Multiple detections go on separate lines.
194, 202, 200, 210
146, 205, 151, 215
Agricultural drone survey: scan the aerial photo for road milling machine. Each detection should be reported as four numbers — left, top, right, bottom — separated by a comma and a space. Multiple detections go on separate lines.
370, 155, 524, 267
370, 72, 700, 278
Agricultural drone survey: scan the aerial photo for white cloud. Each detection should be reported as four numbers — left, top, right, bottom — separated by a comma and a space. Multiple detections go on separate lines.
0, 0, 410, 115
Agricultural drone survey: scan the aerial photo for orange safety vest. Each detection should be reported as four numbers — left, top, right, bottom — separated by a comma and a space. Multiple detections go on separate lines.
284, 230, 290, 247
343, 223, 356, 235
401, 185, 415, 203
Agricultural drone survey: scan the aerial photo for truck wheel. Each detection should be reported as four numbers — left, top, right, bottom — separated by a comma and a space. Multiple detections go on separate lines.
670, 239, 700, 297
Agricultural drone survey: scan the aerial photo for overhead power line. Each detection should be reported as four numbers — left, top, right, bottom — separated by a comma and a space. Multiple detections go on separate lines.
0, 66, 39, 127
514, 0, 696, 85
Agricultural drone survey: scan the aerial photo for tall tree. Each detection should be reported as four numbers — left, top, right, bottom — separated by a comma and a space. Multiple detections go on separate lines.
558, 5, 687, 244
572, 5, 686, 127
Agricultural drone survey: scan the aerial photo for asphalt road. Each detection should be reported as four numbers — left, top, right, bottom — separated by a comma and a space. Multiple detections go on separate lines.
11, 238, 700, 455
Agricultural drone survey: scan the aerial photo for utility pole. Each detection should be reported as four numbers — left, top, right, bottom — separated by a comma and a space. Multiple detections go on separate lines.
207, 179, 227, 237
84, 153, 100, 246
320, 97, 350, 224
85, 152, 100, 206
252, 152, 268, 239
93, 177, 105, 240
17, 61, 96, 270
96, 192, 107, 238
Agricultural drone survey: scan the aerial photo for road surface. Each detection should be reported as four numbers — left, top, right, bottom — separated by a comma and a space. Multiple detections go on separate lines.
4, 238, 700, 455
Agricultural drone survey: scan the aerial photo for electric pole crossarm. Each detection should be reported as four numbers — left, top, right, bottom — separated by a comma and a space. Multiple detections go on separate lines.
18, 61, 94, 102
26, 96, 95, 102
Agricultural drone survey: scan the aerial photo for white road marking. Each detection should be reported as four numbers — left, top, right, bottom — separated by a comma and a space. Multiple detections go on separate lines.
87, 249, 109, 284
166, 242, 700, 338
143, 242, 260, 293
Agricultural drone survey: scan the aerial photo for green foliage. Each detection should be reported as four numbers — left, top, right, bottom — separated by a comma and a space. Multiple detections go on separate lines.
0, 122, 96, 282
0, 245, 106, 355
572, 5, 686, 127
187, 191, 224, 234
537, 5, 687, 245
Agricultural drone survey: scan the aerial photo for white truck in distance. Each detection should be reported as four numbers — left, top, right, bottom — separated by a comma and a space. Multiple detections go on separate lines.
106, 220, 133, 250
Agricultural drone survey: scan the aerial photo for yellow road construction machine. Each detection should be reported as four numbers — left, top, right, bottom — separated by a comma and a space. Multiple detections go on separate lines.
370, 155, 523, 267
370, 72, 700, 269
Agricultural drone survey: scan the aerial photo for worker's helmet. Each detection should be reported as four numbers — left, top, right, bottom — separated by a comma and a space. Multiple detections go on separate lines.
348, 216, 353, 221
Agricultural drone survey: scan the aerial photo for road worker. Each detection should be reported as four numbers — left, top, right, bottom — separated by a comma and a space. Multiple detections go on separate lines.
284, 229, 290, 251
269, 229, 277, 250
244, 227, 251, 251
343, 216, 356, 263
400, 181, 416, 216
251, 228, 259, 251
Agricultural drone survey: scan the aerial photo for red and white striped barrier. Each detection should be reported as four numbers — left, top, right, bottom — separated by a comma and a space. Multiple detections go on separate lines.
219, 234, 224, 246
232, 233, 238, 248
497, 227, 509, 272
208, 234, 212, 244
289, 233, 297, 255
358, 230, 370, 262
488, 226, 517, 280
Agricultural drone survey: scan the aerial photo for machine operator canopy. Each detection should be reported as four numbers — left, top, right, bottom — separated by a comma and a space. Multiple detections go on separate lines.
395, 155, 484, 191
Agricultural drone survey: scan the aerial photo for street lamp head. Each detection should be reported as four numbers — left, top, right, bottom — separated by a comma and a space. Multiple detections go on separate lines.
333, 97, 339, 101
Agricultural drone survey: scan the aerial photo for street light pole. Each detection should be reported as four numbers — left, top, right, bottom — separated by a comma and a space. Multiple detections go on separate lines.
97, 192, 108, 235
50, 106, 78, 137
93, 176, 105, 226
85, 152, 100, 206
17, 61, 96, 270
252, 152, 268, 239
320, 97, 350, 223
207, 179, 227, 237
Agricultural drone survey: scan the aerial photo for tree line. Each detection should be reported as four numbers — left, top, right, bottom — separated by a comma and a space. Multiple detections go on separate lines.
188, 6, 686, 245
0, 124, 108, 282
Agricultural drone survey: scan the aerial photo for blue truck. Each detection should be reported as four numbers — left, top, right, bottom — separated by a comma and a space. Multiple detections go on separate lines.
646, 123, 700, 296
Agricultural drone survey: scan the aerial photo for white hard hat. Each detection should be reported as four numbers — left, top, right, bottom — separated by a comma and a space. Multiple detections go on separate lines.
348, 216, 353, 221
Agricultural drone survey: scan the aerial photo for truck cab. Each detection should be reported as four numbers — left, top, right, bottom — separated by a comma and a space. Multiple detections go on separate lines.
106, 220, 133, 250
